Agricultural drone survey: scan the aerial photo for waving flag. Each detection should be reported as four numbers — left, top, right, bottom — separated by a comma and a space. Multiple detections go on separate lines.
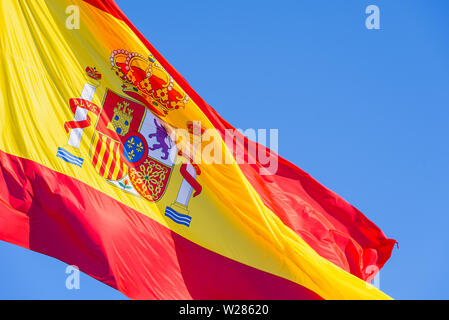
0, 0, 396, 299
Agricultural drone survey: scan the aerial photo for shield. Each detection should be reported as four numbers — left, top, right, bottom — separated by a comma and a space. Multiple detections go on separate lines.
125, 110, 177, 202
90, 133, 127, 181
90, 89, 176, 202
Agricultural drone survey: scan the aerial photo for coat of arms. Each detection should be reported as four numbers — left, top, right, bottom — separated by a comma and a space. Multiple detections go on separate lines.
91, 89, 176, 202
57, 50, 201, 227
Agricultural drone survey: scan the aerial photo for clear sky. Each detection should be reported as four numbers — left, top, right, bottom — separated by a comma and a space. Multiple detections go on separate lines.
1, 0, 448, 299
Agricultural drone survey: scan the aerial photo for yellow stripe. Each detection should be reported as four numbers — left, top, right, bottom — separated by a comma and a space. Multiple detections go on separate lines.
110, 142, 120, 181
95, 136, 106, 173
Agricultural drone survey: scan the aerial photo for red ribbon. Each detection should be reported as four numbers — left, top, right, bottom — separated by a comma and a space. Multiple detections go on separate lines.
64, 99, 100, 133
180, 163, 202, 197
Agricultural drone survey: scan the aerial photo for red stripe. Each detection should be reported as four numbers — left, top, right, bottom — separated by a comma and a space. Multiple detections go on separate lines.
0, 149, 321, 299
98, 136, 111, 177
107, 140, 119, 180
82, 0, 395, 280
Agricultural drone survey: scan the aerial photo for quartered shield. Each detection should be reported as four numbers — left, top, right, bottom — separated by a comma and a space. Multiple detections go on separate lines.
90, 89, 177, 201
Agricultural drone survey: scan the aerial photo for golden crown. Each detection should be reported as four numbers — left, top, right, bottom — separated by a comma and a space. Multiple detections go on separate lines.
110, 50, 189, 116
85, 66, 102, 80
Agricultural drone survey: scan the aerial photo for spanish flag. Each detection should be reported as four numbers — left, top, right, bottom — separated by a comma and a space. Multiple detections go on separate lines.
0, 0, 396, 299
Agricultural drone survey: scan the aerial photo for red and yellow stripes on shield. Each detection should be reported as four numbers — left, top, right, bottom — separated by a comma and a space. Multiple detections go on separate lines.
90, 133, 127, 181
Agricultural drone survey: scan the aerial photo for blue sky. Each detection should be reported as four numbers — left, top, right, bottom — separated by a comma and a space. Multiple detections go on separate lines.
1, 0, 448, 299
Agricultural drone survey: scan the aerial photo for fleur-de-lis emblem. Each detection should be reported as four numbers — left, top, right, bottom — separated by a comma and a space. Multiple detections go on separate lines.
126, 137, 135, 149
136, 142, 143, 153
121, 132, 149, 168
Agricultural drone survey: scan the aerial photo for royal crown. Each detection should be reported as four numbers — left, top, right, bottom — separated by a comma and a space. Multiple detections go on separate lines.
110, 50, 189, 116
85, 66, 102, 80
